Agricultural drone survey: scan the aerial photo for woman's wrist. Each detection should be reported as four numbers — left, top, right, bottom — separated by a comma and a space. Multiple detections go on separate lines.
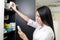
14, 9, 18, 12
23, 34, 28, 40
23, 36, 28, 40
14, 9, 19, 13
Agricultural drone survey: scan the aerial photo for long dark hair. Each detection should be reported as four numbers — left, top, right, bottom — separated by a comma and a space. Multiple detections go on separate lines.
37, 6, 55, 40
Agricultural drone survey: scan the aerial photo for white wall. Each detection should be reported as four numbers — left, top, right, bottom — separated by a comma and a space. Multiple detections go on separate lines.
52, 12, 60, 40
0, 0, 4, 40
50, 7, 60, 13
36, 0, 60, 8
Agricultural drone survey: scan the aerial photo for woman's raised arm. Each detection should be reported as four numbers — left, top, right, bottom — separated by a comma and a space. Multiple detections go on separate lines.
11, 2, 30, 22
11, 2, 38, 28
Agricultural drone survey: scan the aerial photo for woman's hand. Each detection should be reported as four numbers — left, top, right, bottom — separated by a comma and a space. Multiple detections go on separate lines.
18, 30, 28, 40
11, 2, 17, 11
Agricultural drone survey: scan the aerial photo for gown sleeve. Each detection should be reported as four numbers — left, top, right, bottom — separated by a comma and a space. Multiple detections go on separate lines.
27, 19, 41, 28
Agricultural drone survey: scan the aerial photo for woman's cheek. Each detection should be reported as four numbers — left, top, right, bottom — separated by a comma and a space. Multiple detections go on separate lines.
37, 18, 40, 23
38, 18, 42, 23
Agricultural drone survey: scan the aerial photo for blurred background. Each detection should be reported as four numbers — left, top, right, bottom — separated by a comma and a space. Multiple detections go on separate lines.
36, 0, 60, 40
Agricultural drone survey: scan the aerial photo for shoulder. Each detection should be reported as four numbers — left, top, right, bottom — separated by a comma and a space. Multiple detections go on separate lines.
44, 25, 54, 35
44, 25, 54, 40
45, 25, 54, 33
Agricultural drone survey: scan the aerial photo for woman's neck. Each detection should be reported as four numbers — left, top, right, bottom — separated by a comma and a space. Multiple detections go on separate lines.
39, 22, 45, 27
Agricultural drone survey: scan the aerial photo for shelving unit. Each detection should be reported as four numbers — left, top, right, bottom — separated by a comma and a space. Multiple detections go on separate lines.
4, 0, 16, 40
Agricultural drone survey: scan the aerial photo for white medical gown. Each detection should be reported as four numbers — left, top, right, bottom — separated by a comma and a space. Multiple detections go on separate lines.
27, 19, 54, 40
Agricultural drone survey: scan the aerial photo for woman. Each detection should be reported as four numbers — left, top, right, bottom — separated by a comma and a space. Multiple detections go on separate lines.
11, 2, 55, 40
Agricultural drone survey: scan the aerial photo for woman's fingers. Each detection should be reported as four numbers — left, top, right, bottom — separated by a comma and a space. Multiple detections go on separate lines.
18, 30, 22, 35
18, 30, 28, 40
12, 2, 16, 7
18, 30, 25, 39
10, 2, 17, 10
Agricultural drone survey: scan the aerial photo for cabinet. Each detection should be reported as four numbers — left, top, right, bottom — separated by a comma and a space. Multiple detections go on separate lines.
4, 0, 16, 40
